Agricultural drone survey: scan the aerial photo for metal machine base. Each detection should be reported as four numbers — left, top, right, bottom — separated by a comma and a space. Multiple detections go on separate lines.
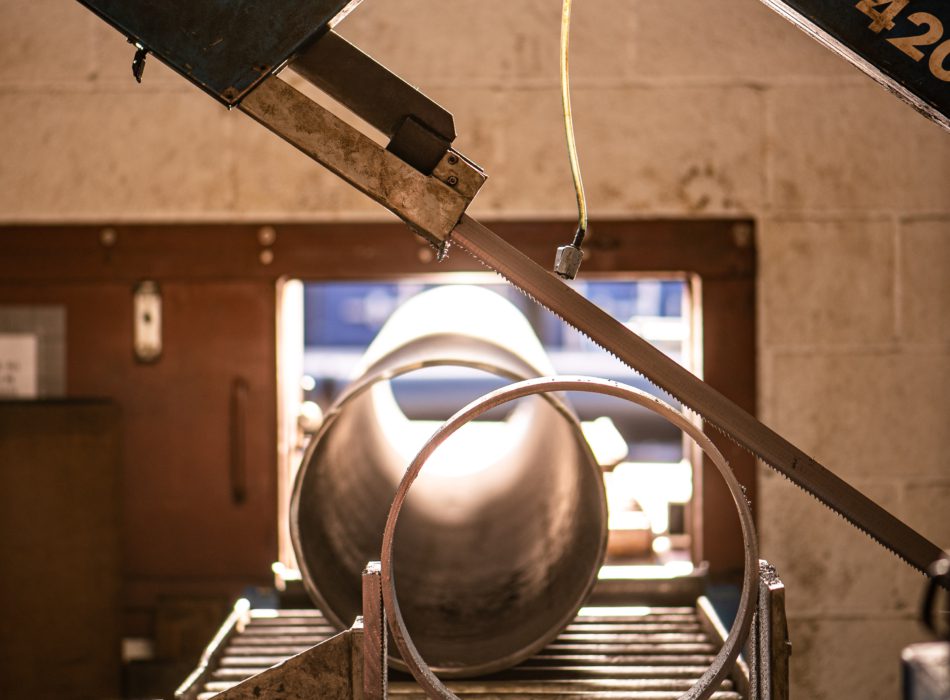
177, 562, 789, 700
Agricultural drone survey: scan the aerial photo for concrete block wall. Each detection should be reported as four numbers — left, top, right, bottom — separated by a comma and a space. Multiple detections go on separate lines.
1, 1, 947, 697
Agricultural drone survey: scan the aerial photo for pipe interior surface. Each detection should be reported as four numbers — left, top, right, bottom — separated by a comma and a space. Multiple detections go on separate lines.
290, 286, 608, 676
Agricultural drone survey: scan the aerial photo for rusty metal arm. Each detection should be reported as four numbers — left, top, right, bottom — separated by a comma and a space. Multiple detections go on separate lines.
238, 76, 485, 249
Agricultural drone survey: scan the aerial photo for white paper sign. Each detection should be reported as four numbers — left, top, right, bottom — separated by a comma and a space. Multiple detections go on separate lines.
0, 334, 38, 398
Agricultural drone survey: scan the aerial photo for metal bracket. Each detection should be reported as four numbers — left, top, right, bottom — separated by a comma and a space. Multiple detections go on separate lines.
239, 76, 485, 247
130, 42, 148, 83
748, 560, 791, 700
361, 562, 387, 700
203, 563, 387, 700
212, 623, 364, 700
290, 30, 455, 173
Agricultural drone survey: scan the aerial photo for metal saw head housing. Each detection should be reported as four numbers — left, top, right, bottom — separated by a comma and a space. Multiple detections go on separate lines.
77, 0, 363, 104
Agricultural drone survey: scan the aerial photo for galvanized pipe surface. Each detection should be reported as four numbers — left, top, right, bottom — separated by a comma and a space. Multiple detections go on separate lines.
290, 287, 608, 677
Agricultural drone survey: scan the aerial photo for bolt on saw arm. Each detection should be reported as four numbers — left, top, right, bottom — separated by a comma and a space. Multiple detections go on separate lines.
74, 0, 948, 584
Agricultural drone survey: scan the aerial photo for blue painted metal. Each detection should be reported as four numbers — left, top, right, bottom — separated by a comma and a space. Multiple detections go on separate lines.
762, 0, 949, 127
76, 0, 359, 105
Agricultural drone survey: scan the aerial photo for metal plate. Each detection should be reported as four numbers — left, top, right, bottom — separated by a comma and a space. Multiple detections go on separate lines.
77, 0, 361, 104
760, 0, 949, 129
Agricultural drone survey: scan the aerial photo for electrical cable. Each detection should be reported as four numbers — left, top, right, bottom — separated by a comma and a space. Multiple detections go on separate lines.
554, 0, 589, 279
561, 0, 587, 246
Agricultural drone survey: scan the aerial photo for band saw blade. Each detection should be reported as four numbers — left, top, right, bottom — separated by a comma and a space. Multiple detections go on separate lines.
449, 214, 947, 583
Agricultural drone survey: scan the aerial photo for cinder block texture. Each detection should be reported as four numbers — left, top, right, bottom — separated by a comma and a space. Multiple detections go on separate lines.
769, 86, 950, 212
786, 617, 924, 700
768, 352, 950, 478
498, 86, 765, 215
0, 92, 234, 217
899, 218, 950, 345
337, 0, 635, 86
633, 0, 860, 80
759, 475, 920, 614
902, 481, 950, 551
759, 218, 896, 346
0, 0, 96, 85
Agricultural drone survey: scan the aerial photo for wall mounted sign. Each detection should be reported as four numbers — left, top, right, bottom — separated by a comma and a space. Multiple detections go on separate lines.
0, 334, 38, 398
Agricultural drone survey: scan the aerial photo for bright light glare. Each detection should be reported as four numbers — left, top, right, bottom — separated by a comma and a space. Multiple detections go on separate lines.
364, 286, 553, 477
356, 285, 553, 377
298, 401, 323, 432
608, 509, 651, 532
652, 535, 672, 554
377, 414, 529, 478
581, 416, 628, 468
578, 605, 653, 617
605, 460, 692, 534
599, 561, 695, 579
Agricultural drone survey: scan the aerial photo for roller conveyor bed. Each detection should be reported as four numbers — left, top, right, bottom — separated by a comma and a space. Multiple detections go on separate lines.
177, 565, 790, 700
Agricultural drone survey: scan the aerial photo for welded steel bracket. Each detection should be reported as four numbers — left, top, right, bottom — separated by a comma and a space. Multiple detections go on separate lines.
212, 624, 363, 700
748, 561, 791, 700
361, 562, 387, 700
194, 564, 387, 700
694, 560, 789, 700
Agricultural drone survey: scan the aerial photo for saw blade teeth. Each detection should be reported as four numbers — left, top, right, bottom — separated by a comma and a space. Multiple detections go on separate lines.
450, 225, 933, 578
455, 239, 708, 419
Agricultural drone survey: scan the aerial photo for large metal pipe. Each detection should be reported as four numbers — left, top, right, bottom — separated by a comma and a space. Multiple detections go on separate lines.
290, 286, 607, 676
